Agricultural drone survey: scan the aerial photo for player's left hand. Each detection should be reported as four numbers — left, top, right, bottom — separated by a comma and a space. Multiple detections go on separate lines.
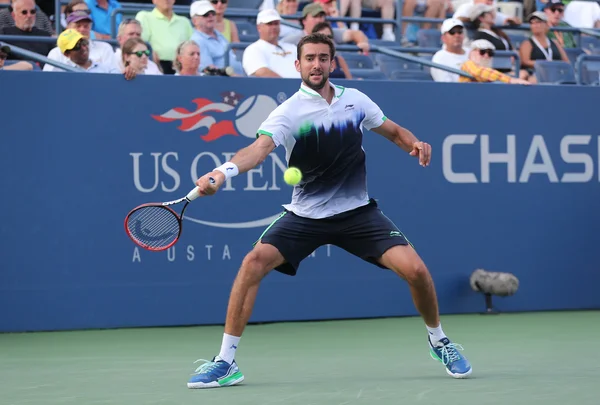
409, 141, 431, 167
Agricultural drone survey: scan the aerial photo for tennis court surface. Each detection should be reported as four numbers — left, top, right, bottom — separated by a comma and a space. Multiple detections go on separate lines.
1, 311, 597, 405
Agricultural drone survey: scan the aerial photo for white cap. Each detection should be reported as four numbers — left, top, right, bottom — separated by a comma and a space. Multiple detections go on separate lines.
440, 18, 464, 34
256, 9, 281, 25
190, 0, 215, 17
470, 39, 496, 51
469, 4, 495, 21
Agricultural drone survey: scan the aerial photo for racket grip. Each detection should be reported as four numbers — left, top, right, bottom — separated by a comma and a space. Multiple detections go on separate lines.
186, 178, 216, 201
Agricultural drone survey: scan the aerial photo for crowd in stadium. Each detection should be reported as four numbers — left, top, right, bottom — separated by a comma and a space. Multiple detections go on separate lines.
0, 0, 599, 83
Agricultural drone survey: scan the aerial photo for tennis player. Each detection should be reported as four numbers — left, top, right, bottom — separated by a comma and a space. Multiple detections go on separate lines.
188, 32, 472, 388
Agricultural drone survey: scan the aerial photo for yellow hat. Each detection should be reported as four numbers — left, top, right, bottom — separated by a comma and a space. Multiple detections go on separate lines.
57, 29, 85, 54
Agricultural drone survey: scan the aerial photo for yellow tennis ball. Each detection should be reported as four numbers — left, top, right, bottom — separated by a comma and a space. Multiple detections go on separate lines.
284, 167, 302, 185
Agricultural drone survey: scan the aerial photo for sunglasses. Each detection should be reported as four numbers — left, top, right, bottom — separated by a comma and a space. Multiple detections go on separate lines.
210, 0, 227, 3
478, 49, 494, 57
71, 39, 89, 51
549, 7, 564, 13
447, 28, 463, 35
20, 8, 36, 15
0, 52, 7, 60
130, 49, 150, 57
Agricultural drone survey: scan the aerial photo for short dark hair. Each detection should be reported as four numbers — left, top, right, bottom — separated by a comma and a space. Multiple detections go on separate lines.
297, 33, 335, 60
311, 21, 333, 35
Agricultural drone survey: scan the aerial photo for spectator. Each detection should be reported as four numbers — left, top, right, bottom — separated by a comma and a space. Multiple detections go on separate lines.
401, 0, 445, 41
242, 9, 299, 78
0, 0, 54, 64
519, 11, 569, 83
282, 3, 369, 54
55, 28, 119, 72
120, 37, 155, 78
84, 0, 122, 39
45, 10, 118, 71
116, 21, 162, 74
136, 0, 194, 74
173, 39, 202, 76
0, 44, 33, 70
211, 0, 239, 43
339, 0, 397, 40
277, 0, 302, 38
0, 0, 53, 34
316, 0, 348, 30
544, 0, 576, 49
190, 0, 242, 74
459, 39, 530, 83
454, 0, 521, 26
563, 0, 600, 29
61, 0, 97, 39
311, 21, 352, 78
430, 18, 468, 82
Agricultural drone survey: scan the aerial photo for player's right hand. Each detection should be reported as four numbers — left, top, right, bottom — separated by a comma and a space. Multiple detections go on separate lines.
195, 171, 225, 196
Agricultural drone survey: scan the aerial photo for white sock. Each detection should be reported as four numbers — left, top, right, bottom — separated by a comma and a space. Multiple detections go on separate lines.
383, 26, 393, 34
218, 333, 240, 364
350, 22, 359, 31
426, 324, 446, 345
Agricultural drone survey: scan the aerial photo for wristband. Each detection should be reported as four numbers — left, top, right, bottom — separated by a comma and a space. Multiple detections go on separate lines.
214, 162, 239, 180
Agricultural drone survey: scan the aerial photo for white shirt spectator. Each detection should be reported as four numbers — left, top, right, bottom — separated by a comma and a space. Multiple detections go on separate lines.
431, 48, 469, 82
453, 2, 509, 25
563, 1, 600, 29
242, 39, 300, 78
114, 48, 163, 75
64, 60, 120, 73
44, 40, 118, 72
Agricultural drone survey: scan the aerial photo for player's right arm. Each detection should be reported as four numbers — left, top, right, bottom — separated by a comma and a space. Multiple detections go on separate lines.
195, 135, 276, 195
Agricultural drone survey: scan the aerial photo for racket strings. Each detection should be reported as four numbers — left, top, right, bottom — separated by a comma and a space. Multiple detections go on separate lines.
126, 206, 180, 250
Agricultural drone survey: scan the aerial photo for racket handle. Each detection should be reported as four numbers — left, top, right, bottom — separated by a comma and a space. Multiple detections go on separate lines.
186, 177, 216, 201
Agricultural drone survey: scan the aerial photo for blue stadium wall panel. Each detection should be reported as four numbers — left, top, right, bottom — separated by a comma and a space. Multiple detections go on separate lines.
1, 72, 599, 332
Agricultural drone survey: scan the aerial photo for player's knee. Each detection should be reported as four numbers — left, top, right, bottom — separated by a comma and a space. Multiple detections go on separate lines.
239, 250, 271, 282
403, 260, 430, 285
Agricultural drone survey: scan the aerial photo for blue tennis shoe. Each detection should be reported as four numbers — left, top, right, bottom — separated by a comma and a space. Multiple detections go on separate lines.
187, 356, 244, 389
429, 337, 472, 378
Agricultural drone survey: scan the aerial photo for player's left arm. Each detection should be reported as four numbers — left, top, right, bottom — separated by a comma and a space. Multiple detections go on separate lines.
371, 119, 432, 167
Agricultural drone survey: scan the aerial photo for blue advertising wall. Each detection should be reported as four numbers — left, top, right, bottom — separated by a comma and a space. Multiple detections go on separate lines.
1, 72, 599, 332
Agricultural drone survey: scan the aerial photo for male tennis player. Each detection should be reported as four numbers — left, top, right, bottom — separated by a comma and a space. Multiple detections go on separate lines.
188, 32, 472, 388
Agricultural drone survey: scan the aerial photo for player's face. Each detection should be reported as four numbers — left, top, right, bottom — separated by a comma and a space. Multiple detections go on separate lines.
295, 42, 333, 90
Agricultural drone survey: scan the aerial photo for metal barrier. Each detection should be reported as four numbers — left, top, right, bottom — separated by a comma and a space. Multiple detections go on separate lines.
575, 54, 600, 85
0, 41, 81, 72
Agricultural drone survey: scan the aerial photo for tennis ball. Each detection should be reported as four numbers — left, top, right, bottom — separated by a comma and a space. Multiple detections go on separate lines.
284, 167, 302, 186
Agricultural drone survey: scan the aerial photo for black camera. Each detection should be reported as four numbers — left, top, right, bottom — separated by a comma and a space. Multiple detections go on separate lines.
203, 66, 234, 76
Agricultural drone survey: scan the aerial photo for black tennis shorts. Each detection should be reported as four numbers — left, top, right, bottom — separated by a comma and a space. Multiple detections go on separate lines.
257, 198, 411, 276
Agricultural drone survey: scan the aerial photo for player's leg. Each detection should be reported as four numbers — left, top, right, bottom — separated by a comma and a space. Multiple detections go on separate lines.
333, 199, 472, 378
188, 211, 326, 389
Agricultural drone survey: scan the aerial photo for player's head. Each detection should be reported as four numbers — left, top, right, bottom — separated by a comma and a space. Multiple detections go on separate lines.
295, 33, 335, 91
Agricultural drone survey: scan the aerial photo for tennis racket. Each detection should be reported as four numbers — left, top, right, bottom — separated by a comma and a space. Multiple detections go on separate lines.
124, 178, 215, 251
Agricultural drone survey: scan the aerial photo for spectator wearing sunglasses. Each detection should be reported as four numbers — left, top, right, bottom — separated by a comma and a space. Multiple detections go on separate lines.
519, 11, 569, 83
44, 10, 118, 71
115, 19, 162, 74
543, 0, 576, 49
460, 39, 529, 84
210, 0, 239, 43
84, 0, 122, 39
190, 0, 242, 75
0, 0, 54, 65
430, 19, 468, 82
56, 28, 119, 72
0, 44, 33, 70
0, 0, 53, 34
135, 0, 194, 75
61, 0, 98, 39
120, 37, 161, 79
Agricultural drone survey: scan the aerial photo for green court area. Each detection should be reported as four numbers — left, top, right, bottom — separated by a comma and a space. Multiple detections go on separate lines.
1, 311, 598, 405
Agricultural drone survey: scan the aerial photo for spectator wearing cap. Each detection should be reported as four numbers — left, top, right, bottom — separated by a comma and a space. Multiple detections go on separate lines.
84, 0, 122, 39
282, 3, 369, 54
470, 4, 514, 52
0, 0, 54, 35
55, 28, 119, 73
242, 9, 299, 78
211, 0, 239, 43
0, 0, 54, 64
454, 0, 521, 26
431, 18, 469, 82
116, 20, 162, 75
135, 0, 194, 75
338, 0, 398, 41
44, 10, 118, 71
519, 11, 569, 83
0, 44, 33, 70
190, 0, 242, 75
460, 39, 530, 84
61, 0, 99, 39
543, 0, 576, 49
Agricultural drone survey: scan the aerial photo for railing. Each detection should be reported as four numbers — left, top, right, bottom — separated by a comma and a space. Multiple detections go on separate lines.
0, 41, 81, 72
575, 54, 600, 85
